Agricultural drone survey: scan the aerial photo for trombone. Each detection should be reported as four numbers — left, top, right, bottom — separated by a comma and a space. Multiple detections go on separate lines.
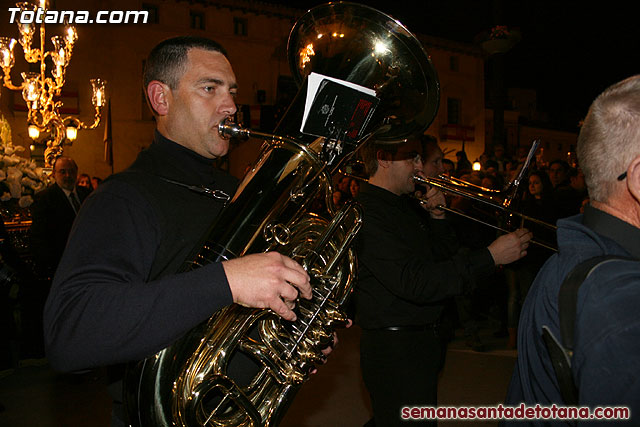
413, 174, 557, 252
340, 138, 557, 251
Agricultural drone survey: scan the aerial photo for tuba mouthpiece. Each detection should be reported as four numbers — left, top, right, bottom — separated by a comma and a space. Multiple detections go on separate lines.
218, 118, 250, 140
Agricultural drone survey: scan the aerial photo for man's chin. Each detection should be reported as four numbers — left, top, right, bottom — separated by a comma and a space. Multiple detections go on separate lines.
208, 138, 229, 159
403, 183, 416, 195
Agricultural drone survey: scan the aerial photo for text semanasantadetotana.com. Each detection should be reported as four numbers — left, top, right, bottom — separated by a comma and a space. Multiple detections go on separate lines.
401, 404, 630, 421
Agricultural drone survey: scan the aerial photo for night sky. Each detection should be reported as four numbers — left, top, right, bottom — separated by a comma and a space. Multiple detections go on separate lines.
270, 0, 639, 131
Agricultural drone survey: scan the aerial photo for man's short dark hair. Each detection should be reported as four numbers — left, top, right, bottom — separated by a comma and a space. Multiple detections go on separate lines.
549, 159, 569, 172
143, 36, 228, 90
361, 141, 399, 177
361, 134, 434, 176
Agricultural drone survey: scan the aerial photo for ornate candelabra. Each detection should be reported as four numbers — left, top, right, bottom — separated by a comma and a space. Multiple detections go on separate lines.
0, 0, 106, 166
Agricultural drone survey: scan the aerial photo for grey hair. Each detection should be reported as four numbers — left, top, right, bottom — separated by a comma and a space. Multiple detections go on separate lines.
577, 75, 640, 202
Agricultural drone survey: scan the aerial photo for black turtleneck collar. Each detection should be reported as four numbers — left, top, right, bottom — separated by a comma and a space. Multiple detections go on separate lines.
147, 130, 219, 185
583, 204, 640, 259
358, 181, 405, 208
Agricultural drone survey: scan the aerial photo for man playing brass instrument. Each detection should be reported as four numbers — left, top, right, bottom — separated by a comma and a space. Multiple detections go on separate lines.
43, 36, 313, 426
354, 134, 532, 425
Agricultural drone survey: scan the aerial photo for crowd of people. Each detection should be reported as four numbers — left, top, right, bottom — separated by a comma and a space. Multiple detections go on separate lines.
444, 149, 588, 350
332, 175, 361, 209
1, 32, 638, 426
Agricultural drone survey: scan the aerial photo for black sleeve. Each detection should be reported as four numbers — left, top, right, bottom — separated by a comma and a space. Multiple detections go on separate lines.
43, 181, 233, 372
357, 204, 494, 305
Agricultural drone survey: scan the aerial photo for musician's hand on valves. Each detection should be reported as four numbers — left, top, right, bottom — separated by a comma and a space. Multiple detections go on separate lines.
310, 319, 352, 374
223, 252, 312, 322
487, 228, 533, 266
419, 186, 447, 219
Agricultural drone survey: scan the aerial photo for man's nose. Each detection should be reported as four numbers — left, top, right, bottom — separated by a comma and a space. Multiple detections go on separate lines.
219, 94, 237, 116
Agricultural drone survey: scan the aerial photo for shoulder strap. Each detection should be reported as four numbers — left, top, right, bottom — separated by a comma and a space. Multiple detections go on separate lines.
558, 255, 632, 351
543, 254, 633, 406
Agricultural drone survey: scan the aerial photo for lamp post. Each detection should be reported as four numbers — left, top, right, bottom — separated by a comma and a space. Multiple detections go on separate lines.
480, 25, 520, 157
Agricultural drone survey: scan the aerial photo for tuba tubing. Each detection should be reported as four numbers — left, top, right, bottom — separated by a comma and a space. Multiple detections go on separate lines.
125, 131, 363, 426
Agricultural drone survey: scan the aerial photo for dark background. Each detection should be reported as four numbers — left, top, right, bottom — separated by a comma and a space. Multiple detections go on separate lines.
266, 0, 638, 131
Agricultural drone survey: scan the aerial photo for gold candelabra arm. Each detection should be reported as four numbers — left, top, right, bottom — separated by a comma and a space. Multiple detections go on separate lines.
44, 143, 64, 168
1, 70, 23, 91
43, 116, 65, 167
65, 106, 104, 131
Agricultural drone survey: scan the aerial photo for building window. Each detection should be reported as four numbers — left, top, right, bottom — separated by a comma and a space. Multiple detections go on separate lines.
142, 3, 159, 24
190, 11, 205, 30
234, 17, 248, 36
447, 98, 461, 124
449, 56, 459, 72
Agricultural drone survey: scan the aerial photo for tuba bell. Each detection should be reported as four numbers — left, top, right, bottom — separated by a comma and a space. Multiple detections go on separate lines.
123, 3, 440, 426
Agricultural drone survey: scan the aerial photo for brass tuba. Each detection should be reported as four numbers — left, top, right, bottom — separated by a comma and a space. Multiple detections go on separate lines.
123, 3, 439, 426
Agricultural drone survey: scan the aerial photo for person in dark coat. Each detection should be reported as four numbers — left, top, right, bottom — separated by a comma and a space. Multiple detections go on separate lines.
21, 156, 90, 358
355, 135, 531, 425
29, 156, 91, 280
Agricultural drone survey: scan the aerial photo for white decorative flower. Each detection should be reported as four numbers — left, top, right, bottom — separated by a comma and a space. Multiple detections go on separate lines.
18, 195, 33, 208
31, 182, 45, 193
24, 168, 38, 180
7, 180, 21, 199
21, 176, 38, 189
2, 154, 22, 166
7, 166, 23, 181
1, 116, 52, 208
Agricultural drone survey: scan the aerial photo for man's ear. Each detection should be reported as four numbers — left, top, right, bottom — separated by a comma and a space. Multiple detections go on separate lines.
147, 81, 171, 116
376, 149, 392, 169
626, 154, 640, 204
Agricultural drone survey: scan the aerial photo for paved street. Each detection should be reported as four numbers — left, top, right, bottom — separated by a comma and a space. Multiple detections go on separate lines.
0, 324, 516, 426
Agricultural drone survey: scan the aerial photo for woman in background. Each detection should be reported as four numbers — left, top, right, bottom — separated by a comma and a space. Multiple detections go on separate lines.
503, 170, 557, 348
77, 174, 92, 191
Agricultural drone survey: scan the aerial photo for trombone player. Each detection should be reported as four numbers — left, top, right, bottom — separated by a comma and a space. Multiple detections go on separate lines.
354, 133, 532, 426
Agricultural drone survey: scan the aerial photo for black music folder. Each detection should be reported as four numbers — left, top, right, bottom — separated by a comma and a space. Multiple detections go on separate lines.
300, 72, 379, 144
